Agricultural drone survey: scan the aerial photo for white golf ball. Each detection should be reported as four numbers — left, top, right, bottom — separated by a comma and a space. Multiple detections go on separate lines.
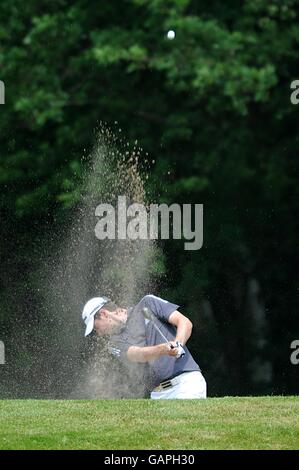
167, 30, 175, 40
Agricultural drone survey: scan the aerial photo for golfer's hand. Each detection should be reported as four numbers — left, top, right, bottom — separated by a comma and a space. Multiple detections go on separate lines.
174, 341, 185, 359
166, 341, 180, 357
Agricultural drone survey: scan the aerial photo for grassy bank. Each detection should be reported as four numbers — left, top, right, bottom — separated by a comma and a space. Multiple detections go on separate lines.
0, 396, 298, 450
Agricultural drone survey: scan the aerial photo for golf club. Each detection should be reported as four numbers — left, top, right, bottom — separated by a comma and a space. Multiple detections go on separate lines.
142, 307, 175, 348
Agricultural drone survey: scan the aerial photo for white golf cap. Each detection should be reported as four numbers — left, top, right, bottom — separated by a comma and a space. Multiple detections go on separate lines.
82, 296, 110, 337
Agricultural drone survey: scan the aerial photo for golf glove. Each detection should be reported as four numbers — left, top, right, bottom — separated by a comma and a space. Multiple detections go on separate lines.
175, 341, 185, 359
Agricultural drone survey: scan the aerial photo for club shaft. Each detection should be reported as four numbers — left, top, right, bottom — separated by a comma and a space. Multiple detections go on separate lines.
152, 323, 171, 344
142, 307, 174, 347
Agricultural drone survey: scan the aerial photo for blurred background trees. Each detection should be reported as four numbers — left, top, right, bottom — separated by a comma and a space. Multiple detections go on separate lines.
0, 0, 298, 396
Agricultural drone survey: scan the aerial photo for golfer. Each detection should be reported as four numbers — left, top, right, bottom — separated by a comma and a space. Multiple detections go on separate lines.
82, 294, 207, 399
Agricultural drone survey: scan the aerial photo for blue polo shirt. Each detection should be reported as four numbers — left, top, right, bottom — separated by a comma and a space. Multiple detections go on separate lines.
108, 294, 200, 390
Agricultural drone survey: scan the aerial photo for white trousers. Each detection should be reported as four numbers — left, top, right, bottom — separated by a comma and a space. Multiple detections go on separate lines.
150, 371, 207, 399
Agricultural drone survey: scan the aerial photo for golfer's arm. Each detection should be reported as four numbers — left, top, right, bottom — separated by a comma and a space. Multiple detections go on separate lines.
169, 310, 193, 346
126, 344, 169, 363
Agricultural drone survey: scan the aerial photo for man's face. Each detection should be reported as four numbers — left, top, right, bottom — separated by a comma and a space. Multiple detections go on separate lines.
93, 306, 127, 336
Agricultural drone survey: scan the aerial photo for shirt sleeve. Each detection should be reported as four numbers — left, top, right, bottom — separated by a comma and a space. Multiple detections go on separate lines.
138, 294, 179, 322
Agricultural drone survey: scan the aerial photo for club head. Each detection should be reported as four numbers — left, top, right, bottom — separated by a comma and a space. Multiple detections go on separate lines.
141, 307, 155, 321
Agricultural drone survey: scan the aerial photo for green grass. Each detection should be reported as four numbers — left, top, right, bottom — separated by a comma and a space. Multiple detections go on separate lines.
0, 397, 298, 450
